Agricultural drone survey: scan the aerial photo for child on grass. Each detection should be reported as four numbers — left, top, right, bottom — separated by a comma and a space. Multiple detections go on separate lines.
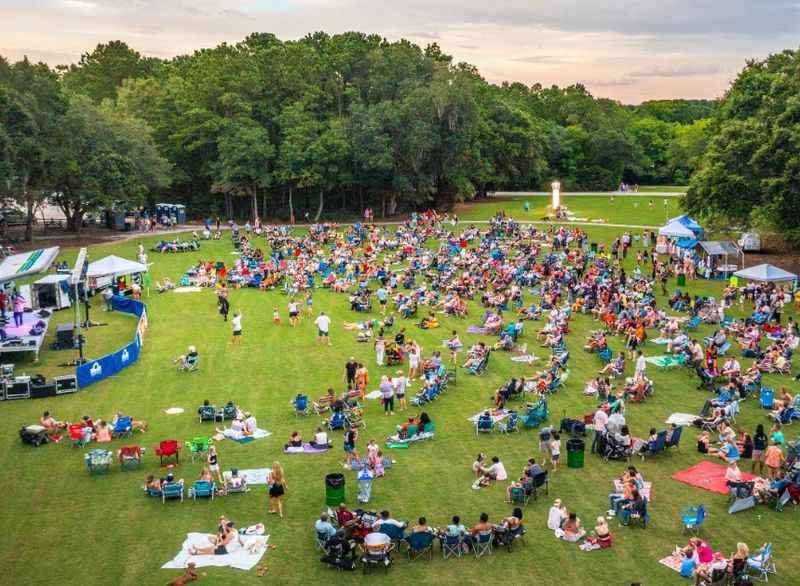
550, 432, 561, 471
273, 307, 281, 325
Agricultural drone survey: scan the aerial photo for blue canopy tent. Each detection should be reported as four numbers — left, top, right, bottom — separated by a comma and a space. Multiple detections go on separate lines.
668, 214, 704, 240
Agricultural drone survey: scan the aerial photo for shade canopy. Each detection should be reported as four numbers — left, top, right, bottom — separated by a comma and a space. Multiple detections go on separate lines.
659, 220, 695, 238
87, 255, 147, 279
733, 263, 797, 283
0, 247, 60, 284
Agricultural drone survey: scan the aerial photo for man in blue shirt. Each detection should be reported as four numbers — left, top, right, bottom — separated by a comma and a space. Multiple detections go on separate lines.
315, 513, 337, 541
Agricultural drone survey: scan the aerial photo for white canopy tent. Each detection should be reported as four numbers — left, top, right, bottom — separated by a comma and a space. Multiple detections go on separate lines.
733, 263, 797, 283
0, 246, 60, 284
87, 255, 147, 279
658, 221, 695, 239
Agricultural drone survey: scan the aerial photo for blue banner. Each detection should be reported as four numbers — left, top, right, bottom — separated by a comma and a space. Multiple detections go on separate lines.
77, 299, 147, 388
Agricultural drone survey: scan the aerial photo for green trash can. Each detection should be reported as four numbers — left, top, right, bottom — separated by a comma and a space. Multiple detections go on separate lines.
677, 274, 686, 287
325, 473, 345, 506
590, 242, 598, 253
566, 437, 585, 469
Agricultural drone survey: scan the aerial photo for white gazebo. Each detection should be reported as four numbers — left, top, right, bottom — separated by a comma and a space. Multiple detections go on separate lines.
733, 264, 797, 283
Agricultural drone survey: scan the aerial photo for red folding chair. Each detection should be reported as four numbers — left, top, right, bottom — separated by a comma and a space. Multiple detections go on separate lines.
118, 445, 143, 470
155, 440, 180, 466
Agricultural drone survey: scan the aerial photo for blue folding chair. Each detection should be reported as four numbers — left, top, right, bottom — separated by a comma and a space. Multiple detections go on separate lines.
476, 415, 494, 435
405, 531, 434, 561
293, 394, 309, 416
111, 416, 133, 438
681, 504, 705, 534
760, 388, 775, 409
190, 480, 215, 501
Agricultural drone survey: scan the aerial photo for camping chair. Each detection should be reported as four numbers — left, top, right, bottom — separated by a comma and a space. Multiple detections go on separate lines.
621, 498, 649, 528
760, 388, 775, 409
118, 445, 143, 471
681, 504, 706, 534
293, 394, 309, 416
155, 439, 180, 466
529, 470, 550, 500
446, 368, 457, 385
84, 449, 113, 475
361, 545, 392, 575
377, 523, 406, 545
500, 524, 526, 553
315, 532, 331, 554
476, 415, 495, 435
68, 424, 89, 448
510, 486, 530, 506
641, 430, 668, 461
499, 412, 519, 433
189, 480, 215, 501
472, 530, 493, 558
687, 316, 702, 330
406, 532, 434, 561
198, 404, 216, 423
186, 437, 212, 463
222, 402, 238, 420
111, 416, 133, 438
523, 399, 549, 429
161, 481, 184, 503
440, 534, 463, 559
747, 542, 777, 582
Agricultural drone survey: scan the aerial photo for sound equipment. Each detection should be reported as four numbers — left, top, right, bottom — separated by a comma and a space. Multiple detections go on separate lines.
31, 381, 56, 399
54, 374, 78, 395
6, 376, 31, 400
56, 324, 75, 350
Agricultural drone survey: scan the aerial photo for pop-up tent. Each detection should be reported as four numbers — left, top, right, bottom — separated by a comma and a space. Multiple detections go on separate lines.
87, 255, 147, 279
659, 220, 695, 239
0, 247, 60, 284
668, 214, 704, 239
733, 263, 797, 283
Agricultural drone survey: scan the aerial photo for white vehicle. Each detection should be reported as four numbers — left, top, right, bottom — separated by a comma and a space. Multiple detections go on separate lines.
738, 232, 761, 252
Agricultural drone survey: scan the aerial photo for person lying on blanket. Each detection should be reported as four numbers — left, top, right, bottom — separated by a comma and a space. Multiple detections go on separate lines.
189, 521, 242, 556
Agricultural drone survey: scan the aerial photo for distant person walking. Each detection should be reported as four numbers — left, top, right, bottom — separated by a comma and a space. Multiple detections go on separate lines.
231, 311, 243, 345
314, 311, 332, 346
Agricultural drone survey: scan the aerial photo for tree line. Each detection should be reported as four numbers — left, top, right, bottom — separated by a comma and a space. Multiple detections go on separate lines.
1, 33, 718, 236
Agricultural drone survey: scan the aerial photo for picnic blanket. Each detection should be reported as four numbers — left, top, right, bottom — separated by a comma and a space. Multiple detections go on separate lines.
173, 287, 203, 293
237, 468, 271, 485
217, 428, 272, 443
614, 479, 653, 502
386, 432, 434, 449
468, 409, 510, 424
645, 354, 685, 368
283, 443, 331, 454
671, 461, 755, 495
467, 325, 489, 335
650, 337, 670, 345
164, 407, 184, 415
511, 354, 538, 363
365, 390, 383, 400
658, 553, 683, 573
162, 532, 269, 571
666, 413, 699, 427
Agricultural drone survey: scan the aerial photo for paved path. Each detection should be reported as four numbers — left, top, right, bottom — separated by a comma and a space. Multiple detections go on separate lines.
488, 191, 684, 197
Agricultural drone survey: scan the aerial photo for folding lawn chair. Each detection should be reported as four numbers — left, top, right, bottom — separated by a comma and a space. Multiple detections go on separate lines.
406, 532, 434, 561
189, 480, 215, 501
747, 543, 777, 582
155, 439, 180, 466
186, 437, 212, 463
510, 486, 529, 506
681, 504, 705, 534
292, 394, 309, 416
475, 415, 494, 435
111, 416, 132, 438
161, 481, 184, 503
472, 531, 493, 558
440, 534, 463, 559
118, 445, 143, 471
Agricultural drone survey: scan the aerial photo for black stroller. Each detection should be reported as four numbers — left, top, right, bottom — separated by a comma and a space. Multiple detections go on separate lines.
602, 433, 632, 462
19, 425, 50, 447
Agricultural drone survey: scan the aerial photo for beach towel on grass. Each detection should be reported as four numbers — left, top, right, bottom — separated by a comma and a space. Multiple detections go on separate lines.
173, 287, 202, 293
237, 468, 271, 485
666, 413, 699, 427
385, 431, 434, 449
467, 326, 489, 335
283, 443, 331, 454
162, 532, 269, 571
645, 355, 684, 368
365, 390, 383, 400
218, 428, 272, 443
650, 338, 670, 345
658, 553, 683, 573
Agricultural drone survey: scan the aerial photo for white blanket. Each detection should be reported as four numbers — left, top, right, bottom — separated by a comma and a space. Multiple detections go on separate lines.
666, 413, 698, 426
174, 287, 203, 293
219, 428, 272, 441
162, 532, 269, 571
237, 468, 271, 485
365, 390, 383, 400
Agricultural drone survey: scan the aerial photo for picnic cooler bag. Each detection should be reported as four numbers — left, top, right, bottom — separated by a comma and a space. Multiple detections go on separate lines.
325, 473, 346, 506
567, 437, 585, 469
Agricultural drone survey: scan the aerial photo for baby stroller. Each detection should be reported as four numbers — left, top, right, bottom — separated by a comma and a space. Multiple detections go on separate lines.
357, 468, 374, 504
19, 425, 50, 447
603, 434, 632, 462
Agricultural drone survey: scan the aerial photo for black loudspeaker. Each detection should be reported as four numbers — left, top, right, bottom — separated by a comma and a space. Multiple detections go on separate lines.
6, 377, 31, 399
31, 381, 56, 399
56, 324, 75, 349
54, 375, 78, 395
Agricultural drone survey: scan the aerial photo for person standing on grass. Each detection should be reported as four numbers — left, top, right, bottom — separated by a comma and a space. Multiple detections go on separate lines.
231, 311, 243, 345
267, 461, 287, 519
343, 425, 359, 468
207, 445, 223, 485
380, 375, 394, 416
376, 285, 388, 316
345, 357, 358, 389
218, 294, 229, 322
314, 311, 332, 346
375, 334, 385, 366
288, 299, 300, 327
305, 292, 313, 316
394, 370, 408, 412
634, 350, 646, 379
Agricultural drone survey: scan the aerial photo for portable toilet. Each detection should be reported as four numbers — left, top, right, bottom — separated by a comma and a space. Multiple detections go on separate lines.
174, 204, 187, 224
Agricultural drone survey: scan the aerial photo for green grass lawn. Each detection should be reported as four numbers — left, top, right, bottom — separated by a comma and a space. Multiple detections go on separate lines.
0, 204, 796, 585
458, 195, 682, 227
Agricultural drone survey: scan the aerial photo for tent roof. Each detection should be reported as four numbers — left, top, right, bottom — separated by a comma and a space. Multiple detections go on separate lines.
0, 247, 60, 284
659, 220, 695, 238
733, 263, 797, 282
668, 214, 703, 231
87, 255, 147, 279
696, 240, 740, 256
34, 274, 69, 285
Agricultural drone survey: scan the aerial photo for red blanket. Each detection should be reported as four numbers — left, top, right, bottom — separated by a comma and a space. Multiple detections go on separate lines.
671, 461, 754, 495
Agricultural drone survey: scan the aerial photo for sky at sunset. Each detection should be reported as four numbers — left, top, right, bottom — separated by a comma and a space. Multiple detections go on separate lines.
1, 0, 798, 103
